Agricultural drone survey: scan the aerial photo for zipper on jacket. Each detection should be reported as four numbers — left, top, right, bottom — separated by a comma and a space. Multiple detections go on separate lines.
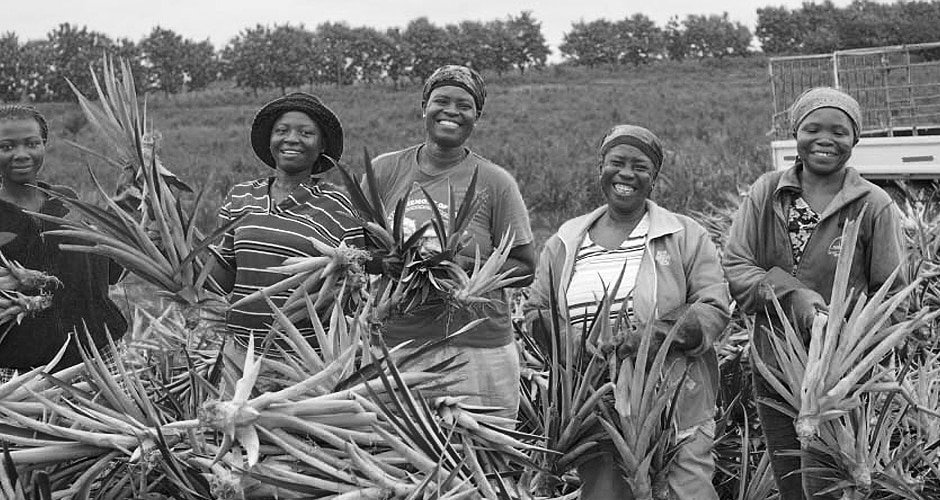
791, 234, 814, 276
777, 195, 801, 277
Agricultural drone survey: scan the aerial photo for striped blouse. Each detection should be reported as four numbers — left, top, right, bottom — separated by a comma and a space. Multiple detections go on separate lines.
216, 177, 364, 348
566, 214, 649, 333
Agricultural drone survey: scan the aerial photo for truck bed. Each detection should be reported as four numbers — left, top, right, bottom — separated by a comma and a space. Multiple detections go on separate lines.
772, 135, 940, 179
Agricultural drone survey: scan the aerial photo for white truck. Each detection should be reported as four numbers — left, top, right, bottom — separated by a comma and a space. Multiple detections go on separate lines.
770, 42, 940, 185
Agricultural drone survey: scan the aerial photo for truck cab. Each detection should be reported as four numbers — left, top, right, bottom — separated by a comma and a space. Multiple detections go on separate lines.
770, 42, 940, 183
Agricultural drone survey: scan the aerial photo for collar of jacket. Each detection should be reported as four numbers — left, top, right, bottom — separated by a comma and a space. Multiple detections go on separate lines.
552, 199, 685, 317
772, 164, 873, 221
556, 199, 684, 250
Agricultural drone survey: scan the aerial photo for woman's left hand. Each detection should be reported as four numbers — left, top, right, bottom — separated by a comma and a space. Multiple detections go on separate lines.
616, 327, 666, 361
617, 314, 702, 361
605, 328, 665, 372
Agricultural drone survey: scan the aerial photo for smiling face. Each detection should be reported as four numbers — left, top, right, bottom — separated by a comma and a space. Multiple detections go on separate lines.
600, 144, 656, 217
269, 111, 324, 176
796, 107, 855, 178
423, 86, 477, 149
0, 118, 45, 187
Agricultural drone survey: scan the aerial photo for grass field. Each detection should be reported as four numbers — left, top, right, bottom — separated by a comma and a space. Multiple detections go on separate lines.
33, 57, 772, 246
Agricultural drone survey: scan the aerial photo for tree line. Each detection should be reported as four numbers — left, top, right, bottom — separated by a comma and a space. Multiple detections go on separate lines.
560, 1, 940, 66
756, 0, 940, 55
559, 13, 752, 66
0, 13, 549, 102
1, 1, 939, 102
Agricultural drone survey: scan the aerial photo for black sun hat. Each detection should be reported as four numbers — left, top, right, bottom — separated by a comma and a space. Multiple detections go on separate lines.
250, 92, 344, 174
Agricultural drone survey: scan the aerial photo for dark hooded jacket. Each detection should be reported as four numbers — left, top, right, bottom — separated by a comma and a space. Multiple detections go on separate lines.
723, 165, 906, 324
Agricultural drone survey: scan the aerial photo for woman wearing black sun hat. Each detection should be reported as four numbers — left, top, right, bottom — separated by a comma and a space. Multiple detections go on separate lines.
212, 92, 364, 357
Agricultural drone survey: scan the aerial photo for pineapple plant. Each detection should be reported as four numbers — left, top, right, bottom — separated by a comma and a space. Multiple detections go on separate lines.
750, 210, 940, 499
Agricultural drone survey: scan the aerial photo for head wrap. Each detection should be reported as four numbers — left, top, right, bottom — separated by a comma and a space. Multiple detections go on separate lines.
421, 65, 486, 117
789, 87, 862, 143
0, 105, 48, 142
598, 125, 665, 178
250, 92, 343, 174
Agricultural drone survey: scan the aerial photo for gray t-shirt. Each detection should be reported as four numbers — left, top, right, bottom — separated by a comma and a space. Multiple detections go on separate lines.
365, 144, 533, 347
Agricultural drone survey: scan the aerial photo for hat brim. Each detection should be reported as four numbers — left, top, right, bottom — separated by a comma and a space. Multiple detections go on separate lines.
250, 96, 344, 174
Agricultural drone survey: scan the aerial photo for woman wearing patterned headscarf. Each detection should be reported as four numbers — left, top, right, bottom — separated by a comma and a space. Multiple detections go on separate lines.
524, 124, 729, 499
723, 87, 906, 499
362, 65, 535, 420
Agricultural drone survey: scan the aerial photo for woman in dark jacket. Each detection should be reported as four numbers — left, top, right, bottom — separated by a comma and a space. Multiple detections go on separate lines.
723, 88, 906, 500
0, 105, 126, 379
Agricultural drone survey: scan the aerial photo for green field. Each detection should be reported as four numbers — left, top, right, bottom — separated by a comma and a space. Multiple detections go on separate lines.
34, 58, 772, 246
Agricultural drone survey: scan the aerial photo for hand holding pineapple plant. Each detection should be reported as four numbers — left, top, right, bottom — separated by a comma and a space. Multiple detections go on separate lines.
750, 210, 940, 499
332, 150, 526, 326
0, 247, 60, 333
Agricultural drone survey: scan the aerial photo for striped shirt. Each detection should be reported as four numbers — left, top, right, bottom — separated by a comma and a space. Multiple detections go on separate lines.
566, 214, 649, 333
216, 177, 364, 348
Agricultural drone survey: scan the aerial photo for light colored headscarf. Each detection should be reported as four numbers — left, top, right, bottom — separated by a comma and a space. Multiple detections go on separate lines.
789, 87, 862, 144
598, 124, 665, 179
421, 65, 487, 117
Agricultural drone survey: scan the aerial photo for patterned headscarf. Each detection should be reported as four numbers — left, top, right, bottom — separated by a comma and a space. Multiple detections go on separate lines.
789, 87, 862, 144
421, 65, 487, 117
0, 105, 48, 142
598, 124, 665, 179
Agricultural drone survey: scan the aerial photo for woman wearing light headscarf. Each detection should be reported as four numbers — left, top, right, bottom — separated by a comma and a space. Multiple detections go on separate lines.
723, 87, 906, 499
525, 125, 729, 499
364, 65, 535, 419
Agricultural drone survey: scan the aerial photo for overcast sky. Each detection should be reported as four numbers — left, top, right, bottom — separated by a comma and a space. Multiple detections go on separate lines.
3, 0, 888, 57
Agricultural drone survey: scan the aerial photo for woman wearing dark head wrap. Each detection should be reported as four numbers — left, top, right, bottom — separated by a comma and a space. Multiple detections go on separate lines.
213, 92, 363, 356
524, 125, 729, 499
723, 87, 905, 499
362, 65, 535, 419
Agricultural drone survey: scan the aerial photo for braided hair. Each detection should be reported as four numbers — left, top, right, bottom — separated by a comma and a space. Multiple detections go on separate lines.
0, 105, 48, 143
